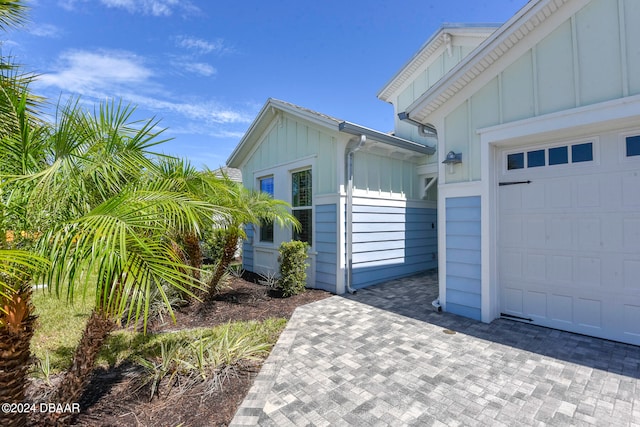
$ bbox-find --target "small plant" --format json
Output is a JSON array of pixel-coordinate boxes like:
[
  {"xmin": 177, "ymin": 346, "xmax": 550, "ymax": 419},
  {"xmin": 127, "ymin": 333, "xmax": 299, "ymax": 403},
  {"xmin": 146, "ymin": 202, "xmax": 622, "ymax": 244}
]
[
  {"xmin": 277, "ymin": 241, "xmax": 309, "ymax": 297},
  {"xmin": 35, "ymin": 351, "xmax": 53, "ymax": 387},
  {"xmin": 258, "ymin": 271, "xmax": 279, "ymax": 289},
  {"xmin": 136, "ymin": 341, "xmax": 180, "ymax": 400},
  {"xmin": 227, "ymin": 263, "xmax": 244, "ymax": 279}
]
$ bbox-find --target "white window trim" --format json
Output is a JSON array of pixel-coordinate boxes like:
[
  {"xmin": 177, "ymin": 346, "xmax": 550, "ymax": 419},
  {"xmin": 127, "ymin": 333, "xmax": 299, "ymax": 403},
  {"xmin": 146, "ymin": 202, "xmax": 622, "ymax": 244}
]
[
  {"xmin": 252, "ymin": 157, "xmax": 316, "ymax": 251},
  {"xmin": 289, "ymin": 166, "xmax": 314, "ymax": 249},
  {"xmin": 619, "ymin": 129, "xmax": 640, "ymax": 163},
  {"xmin": 257, "ymin": 175, "xmax": 275, "ymax": 245}
]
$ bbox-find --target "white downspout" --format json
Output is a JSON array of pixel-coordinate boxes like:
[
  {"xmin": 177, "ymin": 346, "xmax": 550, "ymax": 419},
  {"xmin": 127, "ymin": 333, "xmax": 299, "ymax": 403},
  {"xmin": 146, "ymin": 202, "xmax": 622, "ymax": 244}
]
[{"xmin": 345, "ymin": 134, "xmax": 366, "ymax": 294}]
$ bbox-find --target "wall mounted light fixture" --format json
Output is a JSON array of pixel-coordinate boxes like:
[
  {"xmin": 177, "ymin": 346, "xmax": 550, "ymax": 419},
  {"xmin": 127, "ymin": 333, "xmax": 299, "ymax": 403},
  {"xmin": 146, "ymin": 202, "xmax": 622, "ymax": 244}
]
[{"xmin": 442, "ymin": 151, "xmax": 462, "ymax": 173}]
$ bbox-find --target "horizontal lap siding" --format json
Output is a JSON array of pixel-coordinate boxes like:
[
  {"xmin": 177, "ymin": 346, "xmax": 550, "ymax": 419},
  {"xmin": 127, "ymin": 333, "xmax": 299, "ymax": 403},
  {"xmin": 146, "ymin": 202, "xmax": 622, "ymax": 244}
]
[
  {"xmin": 445, "ymin": 197, "xmax": 481, "ymax": 321},
  {"xmin": 242, "ymin": 225, "xmax": 254, "ymax": 272},
  {"xmin": 315, "ymin": 204, "xmax": 337, "ymax": 292},
  {"xmin": 351, "ymin": 204, "xmax": 437, "ymax": 288}
]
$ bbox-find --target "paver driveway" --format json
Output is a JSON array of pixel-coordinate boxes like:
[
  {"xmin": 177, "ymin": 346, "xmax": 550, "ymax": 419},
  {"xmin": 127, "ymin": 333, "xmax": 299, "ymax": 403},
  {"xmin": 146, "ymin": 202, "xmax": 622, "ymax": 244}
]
[{"xmin": 231, "ymin": 272, "xmax": 640, "ymax": 426}]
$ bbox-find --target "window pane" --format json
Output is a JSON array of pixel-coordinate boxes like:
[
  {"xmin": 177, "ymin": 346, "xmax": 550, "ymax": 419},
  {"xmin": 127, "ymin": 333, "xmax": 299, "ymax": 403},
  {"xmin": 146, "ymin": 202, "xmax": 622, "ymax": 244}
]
[
  {"xmin": 572, "ymin": 142, "xmax": 593, "ymax": 163},
  {"xmin": 292, "ymin": 170, "xmax": 312, "ymax": 207},
  {"xmin": 259, "ymin": 177, "xmax": 274, "ymax": 242},
  {"xmin": 260, "ymin": 177, "xmax": 274, "ymax": 195},
  {"xmin": 627, "ymin": 135, "xmax": 640, "ymax": 157},
  {"xmin": 260, "ymin": 221, "xmax": 273, "ymax": 242},
  {"xmin": 507, "ymin": 153, "xmax": 524, "ymax": 170},
  {"xmin": 293, "ymin": 209, "xmax": 312, "ymax": 245},
  {"xmin": 527, "ymin": 150, "xmax": 545, "ymax": 168},
  {"xmin": 549, "ymin": 146, "xmax": 568, "ymax": 165}
]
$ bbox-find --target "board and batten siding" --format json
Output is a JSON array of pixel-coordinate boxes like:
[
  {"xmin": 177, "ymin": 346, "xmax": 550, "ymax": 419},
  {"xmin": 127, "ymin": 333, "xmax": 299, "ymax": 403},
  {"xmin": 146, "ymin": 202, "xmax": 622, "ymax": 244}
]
[
  {"xmin": 443, "ymin": 0, "xmax": 640, "ymax": 184},
  {"xmin": 351, "ymin": 203, "xmax": 437, "ymax": 288},
  {"xmin": 353, "ymin": 151, "xmax": 424, "ymax": 200},
  {"xmin": 315, "ymin": 204, "xmax": 338, "ymax": 292},
  {"xmin": 242, "ymin": 225, "xmax": 254, "ymax": 272},
  {"xmin": 445, "ymin": 196, "xmax": 481, "ymax": 321},
  {"xmin": 241, "ymin": 115, "xmax": 337, "ymax": 195}
]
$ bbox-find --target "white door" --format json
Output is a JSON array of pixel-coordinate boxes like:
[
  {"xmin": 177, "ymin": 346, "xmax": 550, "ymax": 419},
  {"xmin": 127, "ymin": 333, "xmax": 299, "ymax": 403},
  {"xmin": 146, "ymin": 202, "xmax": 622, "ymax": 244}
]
[{"xmin": 498, "ymin": 136, "xmax": 640, "ymax": 345}]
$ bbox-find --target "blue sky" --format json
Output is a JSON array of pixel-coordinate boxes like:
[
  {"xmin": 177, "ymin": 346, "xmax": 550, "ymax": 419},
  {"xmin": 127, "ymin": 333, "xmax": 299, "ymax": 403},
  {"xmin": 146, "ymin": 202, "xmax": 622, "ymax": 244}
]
[{"xmin": 9, "ymin": 0, "xmax": 527, "ymax": 169}]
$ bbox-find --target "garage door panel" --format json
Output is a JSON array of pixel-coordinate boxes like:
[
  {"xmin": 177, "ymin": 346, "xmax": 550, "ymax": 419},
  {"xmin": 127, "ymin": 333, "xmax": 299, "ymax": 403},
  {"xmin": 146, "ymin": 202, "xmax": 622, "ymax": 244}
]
[
  {"xmin": 498, "ymin": 140, "xmax": 640, "ymax": 345},
  {"xmin": 501, "ymin": 251, "xmax": 522, "ymax": 279},
  {"xmin": 548, "ymin": 294, "xmax": 573, "ymax": 324},
  {"xmin": 622, "ymin": 304, "xmax": 640, "ymax": 338},
  {"xmin": 622, "ymin": 173, "xmax": 640, "ymax": 207},
  {"xmin": 575, "ymin": 298, "xmax": 602, "ymax": 329},
  {"xmin": 623, "ymin": 259, "xmax": 640, "ymax": 288},
  {"xmin": 523, "ymin": 291, "xmax": 547, "ymax": 320},
  {"xmin": 577, "ymin": 256, "xmax": 602, "ymax": 287},
  {"xmin": 502, "ymin": 286, "xmax": 524, "ymax": 315}
]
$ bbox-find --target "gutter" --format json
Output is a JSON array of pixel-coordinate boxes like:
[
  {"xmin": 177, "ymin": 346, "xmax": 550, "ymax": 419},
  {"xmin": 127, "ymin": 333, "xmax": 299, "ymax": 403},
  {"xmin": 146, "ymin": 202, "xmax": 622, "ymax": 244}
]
[
  {"xmin": 338, "ymin": 121, "xmax": 435, "ymax": 155},
  {"xmin": 344, "ymin": 134, "xmax": 366, "ymax": 294},
  {"xmin": 397, "ymin": 112, "xmax": 438, "ymax": 138}
]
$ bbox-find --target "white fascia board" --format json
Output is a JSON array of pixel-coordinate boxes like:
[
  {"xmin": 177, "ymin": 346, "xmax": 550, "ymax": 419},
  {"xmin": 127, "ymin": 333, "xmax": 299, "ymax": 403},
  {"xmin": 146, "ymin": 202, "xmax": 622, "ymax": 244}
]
[
  {"xmin": 377, "ymin": 25, "xmax": 500, "ymax": 103},
  {"xmin": 404, "ymin": 0, "xmax": 590, "ymax": 124}
]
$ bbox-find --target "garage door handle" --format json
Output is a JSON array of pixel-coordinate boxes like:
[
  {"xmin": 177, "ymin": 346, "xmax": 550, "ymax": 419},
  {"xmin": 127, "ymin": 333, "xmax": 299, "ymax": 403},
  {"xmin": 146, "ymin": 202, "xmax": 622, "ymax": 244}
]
[{"xmin": 499, "ymin": 180, "xmax": 532, "ymax": 186}]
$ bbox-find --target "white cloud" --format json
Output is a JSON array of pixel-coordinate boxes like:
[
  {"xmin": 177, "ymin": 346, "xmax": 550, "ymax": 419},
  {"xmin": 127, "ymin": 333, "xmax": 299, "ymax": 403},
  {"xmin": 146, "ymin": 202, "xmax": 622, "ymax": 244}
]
[
  {"xmin": 176, "ymin": 36, "xmax": 229, "ymax": 54},
  {"xmin": 29, "ymin": 23, "xmax": 62, "ymax": 38},
  {"xmin": 99, "ymin": 0, "xmax": 199, "ymax": 17},
  {"xmin": 38, "ymin": 49, "xmax": 152, "ymax": 94},
  {"xmin": 183, "ymin": 62, "xmax": 217, "ymax": 77}
]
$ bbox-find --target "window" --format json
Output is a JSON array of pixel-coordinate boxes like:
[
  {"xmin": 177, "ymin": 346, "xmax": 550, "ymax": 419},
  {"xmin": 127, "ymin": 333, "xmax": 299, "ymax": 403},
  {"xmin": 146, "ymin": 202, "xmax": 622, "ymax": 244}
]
[
  {"xmin": 626, "ymin": 135, "xmax": 640, "ymax": 157},
  {"xmin": 571, "ymin": 142, "xmax": 593, "ymax": 163},
  {"xmin": 549, "ymin": 146, "xmax": 568, "ymax": 165},
  {"xmin": 507, "ymin": 153, "xmax": 524, "ymax": 170},
  {"xmin": 506, "ymin": 141, "xmax": 594, "ymax": 172},
  {"xmin": 291, "ymin": 169, "xmax": 312, "ymax": 245},
  {"xmin": 527, "ymin": 150, "xmax": 545, "ymax": 168},
  {"xmin": 259, "ymin": 176, "xmax": 274, "ymax": 242}
]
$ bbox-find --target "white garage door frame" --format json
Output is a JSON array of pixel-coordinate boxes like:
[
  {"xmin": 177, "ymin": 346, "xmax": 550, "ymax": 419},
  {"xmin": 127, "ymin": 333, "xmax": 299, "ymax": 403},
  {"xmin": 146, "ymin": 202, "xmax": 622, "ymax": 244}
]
[{"xmin": 478, "ymin": 94, "xmax": 640, "ymax": 345}]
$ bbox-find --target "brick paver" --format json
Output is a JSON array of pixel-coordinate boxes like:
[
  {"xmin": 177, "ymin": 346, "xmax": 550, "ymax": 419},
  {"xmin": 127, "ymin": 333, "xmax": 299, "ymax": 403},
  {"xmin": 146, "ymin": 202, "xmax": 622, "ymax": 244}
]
[{"xmin": 231, "ymin": 272, "xmax": 640, "ymax": 426}]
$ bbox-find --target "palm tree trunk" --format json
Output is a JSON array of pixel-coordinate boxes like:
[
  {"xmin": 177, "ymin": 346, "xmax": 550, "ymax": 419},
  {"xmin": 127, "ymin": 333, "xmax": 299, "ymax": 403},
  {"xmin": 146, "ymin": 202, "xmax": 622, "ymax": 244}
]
[
  {"xmin": 183, "ymin": 231, "xmax": 202, "ymax": 280},
  {"xmin": 204, "ymin": 230, "xmax": 238, "ymax": 303},
  {"xmin": 0, "ymin": 290, "xmax": 36, "ymax": 427},
  {"xmin": 45, "ymin": 309, "xmax": 116, "ymax": 426}
]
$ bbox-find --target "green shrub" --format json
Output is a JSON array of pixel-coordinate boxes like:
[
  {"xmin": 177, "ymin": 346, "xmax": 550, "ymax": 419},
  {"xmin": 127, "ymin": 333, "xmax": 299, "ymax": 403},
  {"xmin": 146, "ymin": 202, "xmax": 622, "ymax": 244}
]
[{"xmin": 277, "ymin": 241, "xmax": 309, "ymax": 297}]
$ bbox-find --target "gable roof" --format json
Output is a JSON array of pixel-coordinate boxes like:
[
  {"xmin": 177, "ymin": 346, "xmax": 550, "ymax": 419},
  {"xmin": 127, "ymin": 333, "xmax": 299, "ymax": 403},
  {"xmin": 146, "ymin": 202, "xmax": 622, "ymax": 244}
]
[
  {"xmin": 403, "ymin": 0, "xmax": 576, "ymax": 123},
  {"xmin": 226, "ymin": 98, "xmax": 434, "ymax": 167},
  {"xmin": 377, "ymin": 24, "xmax": 500, "ymax": 103}
]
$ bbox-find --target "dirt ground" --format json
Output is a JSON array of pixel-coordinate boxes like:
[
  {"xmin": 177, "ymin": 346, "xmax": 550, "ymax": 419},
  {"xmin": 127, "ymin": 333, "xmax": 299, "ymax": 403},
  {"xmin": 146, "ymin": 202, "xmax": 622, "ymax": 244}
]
[{"xmin": 28, "ymin": 276, "xmax": 331, "ymax": 427}]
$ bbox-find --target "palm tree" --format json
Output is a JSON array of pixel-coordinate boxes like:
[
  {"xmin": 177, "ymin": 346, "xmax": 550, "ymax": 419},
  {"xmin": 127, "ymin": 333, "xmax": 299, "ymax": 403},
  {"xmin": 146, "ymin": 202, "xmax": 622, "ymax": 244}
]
[
  {"xmin": 202, "ymin": 180, "xmax": 299, "ymax": 303},
  {"xmin": 153, "ymin": 157, "xmax": 233, "ymax": 281},
  {"xmin": 0, "ymin": 3, "xmax": 54, "ymax": 426},
  {"xmin": 19, "ymin": 100, "xmax": 221, "ymax": 426}
]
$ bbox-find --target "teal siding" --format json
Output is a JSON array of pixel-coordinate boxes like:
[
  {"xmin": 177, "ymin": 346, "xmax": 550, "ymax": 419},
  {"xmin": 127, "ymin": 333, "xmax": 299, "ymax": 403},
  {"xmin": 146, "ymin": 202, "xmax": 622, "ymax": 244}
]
[
  {"xmin": 315, "ymin": 204, "xmax": 337, "ymax": 292},
  {"xmin": 445, "ymin": 197, "xmax": 481, "ymax": 321},
  {"xmin": 351, "ymin": 205, "xmax": 437, "ymax": 288}
]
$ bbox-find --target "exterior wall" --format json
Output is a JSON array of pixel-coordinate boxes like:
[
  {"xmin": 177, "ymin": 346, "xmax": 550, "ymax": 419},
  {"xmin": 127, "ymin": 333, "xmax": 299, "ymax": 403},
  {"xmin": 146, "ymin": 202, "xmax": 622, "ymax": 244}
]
[
  {"xmin": 351, "ymin": 197, "xmax": 437, "ymax": 289},
  {"xmin": 241, "ymin": 115, "xmax": 337, "ymax": 196},
  {"xmin": 442, "ymin": 0, "xmax": 640, "ymax": 184},
  {"xmin": 444, "ymin": 196, "xmax": 481, "ymax": 321},
  {"xmin": 242, "ymin": 225, "xmax": 254, "ymax": 272},
  {"xmin": 315, "ymin": 203, "xmax": 338, "ymax": 292},
  {"xmin": 352, "ymin": 150, "xmax": 424, "ymax": 200}
]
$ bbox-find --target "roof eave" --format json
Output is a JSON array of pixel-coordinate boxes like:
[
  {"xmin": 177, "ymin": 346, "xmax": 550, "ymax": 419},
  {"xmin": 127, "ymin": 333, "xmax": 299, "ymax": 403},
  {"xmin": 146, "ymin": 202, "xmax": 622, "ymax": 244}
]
[
  {"xmin": 404, "ymin": 0, "xmax": 572, "ymax": 123},
  {"xmin": 377, "ymin": 24, "xmax": 501, "ymax": 102},
  {"xmin": 338, "ymin": 121, "xmax": 436, "ymax": 155}
]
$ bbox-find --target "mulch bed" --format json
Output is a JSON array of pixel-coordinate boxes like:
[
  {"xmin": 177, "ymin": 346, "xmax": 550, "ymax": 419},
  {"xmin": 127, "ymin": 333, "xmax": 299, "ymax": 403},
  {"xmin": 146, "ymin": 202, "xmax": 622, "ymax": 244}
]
[{"xmin": 27, "ymin": 277, "xmax": 331, "ymax": 427}]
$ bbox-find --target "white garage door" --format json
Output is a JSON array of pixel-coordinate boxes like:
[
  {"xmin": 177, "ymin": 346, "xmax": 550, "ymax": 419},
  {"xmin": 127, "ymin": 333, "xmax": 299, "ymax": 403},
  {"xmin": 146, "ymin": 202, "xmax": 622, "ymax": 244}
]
[{"xmin": 498, "ymin": 135, "xmax": 640, "ymax": 345}]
